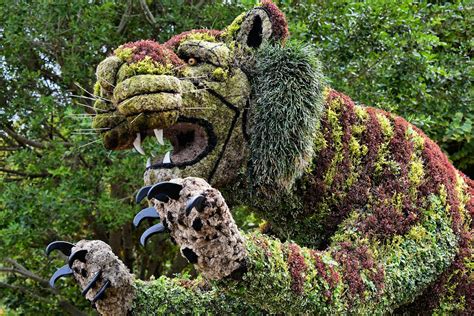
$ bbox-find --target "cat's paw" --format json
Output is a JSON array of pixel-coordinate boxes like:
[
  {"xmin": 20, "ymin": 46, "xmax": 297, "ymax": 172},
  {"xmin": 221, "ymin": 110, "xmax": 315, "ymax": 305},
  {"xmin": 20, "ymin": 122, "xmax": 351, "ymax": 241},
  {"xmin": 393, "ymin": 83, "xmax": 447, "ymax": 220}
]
[
  {"xmin": 46, "ymin": 240, "xmax": 134, "ymax": 315},
  {"xmin": 134, "ymin": 177, "xmax": 247, "ymax": 280}
]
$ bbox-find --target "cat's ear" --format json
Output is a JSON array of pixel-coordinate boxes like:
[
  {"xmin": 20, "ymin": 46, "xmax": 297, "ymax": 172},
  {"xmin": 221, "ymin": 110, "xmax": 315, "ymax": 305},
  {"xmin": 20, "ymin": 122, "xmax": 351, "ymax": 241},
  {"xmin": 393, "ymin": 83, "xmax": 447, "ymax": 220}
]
[{"xmin": 233, "ymin": 1, "xmax": 289, "ymax": 49}]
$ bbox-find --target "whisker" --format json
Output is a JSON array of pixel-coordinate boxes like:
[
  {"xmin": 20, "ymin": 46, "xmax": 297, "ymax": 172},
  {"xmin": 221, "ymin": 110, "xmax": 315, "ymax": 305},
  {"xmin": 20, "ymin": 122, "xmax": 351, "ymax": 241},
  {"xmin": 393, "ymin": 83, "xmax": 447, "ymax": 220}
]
[
  {"xmin": 129, "ymin": 112, "xmax": 143, "ymax": 125},
  {"xmin": 74, "ymin": 82, "xmax": 113, "ymax": 102},
  {"xmin": 78, "ymin": 139, "xmax": 101, "ymax": 148},
  {"xmin": 75, "ymin": 127, "xmax": 111, "ymax": 131},
  {"xmin": 67, "ymin": 116, "xmax": 94, "ymax": 120},
  {"xmin": 66, "ymin": 113, "xmax": 97, "ymax": 116},
  {"xmin": 71, "ymin": 94, "xmax": 111, "ymax": 103},
  {"xmin": 74, "ymin": 102, "xmax": 107, "ymax": 112}
]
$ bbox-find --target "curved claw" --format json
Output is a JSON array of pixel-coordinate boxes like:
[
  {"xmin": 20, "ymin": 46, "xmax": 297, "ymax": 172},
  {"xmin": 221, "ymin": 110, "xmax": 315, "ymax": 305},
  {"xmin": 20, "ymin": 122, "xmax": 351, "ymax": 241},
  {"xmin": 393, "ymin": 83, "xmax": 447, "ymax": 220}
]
[
  {"xmin": 49, "ymin": 264, "xmax": 73, "ymax": 288},
  {"xmin": 45, "ymin": 241, "xmax": 75, "ymax": 256},
  {"xmin": 92, "ymin": 280, "xmax": 111, "ymax": 303},
  {"xmin": 147, "ymin": 182, "xmax": 182, "ymax": 200},
  {"xmin": 82, "ymin": 270, "xmax": 102, "ymax": 296},
  {"xmin": 140, "ymin": 223, "xmax": 166, "ymax": 246},
  {"xmin": 136, "ymin": 185, "xmax": 152, "ymax": 203},
  {"xmin": 68, "ymin": 249, "xmax": 88, "ymax": 267},
  {"xmin": 185, "ymin": 195, "xmax": 206, "ymax": 215},
  {"xmin": 133, "ymin": 207, "xmax": 160, "ymax": 228}
]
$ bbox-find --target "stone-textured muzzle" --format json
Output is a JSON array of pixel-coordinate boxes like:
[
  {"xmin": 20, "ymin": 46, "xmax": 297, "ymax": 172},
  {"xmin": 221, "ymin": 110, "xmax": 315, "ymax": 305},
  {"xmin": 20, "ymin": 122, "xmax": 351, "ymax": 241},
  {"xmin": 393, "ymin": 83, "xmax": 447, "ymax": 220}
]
[{"xmin": 92, "ymin": 40, "xmax": 186, "ymax": 150}]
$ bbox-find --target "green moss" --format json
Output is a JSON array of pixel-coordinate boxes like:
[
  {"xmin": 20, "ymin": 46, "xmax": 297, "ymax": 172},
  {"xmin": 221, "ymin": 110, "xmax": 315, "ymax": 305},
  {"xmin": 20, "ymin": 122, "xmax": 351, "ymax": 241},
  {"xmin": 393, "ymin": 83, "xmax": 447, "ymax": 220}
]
[
  {"xmin": 376, "ymin": 113, "xmax": 393, "ymax": 138},
  {"xmin": 406, "ymin": 126, "xmax": 425, "ymax": 153},
  {"xmin": 114, "ymin": 47, "xmax": 134, "ymax": 62},
  {"xmin": 96, "ymin": 56, "xmax": 122, "ymax": 91},
  {"xmin": 93, "ymin": 81, "xmax": 101, "ymax": 96},
  {"xmin": 322, "ymin": 101, "xmax": 344, "ymax": 187},
  {"xmin": 408, "ymin": 156, "xmax": 424, "ymax": 188},
  {"xmin": 132, "ymin": 276, "xmax": 261, "ymax": 315},
  {"xmin": 113, "ymin": 74, "xmax": 181, "ymax": 103},
  {"xmin": 346, "ymin": 135, "xmax": 368, "ymax": 187},
  {"xmin": 212, "ymin": 67, "xmax": 228, "ymax": 81},
  {"xmin": 93, "ymin": 99, "xmax": 115, "ymax": 112},
  {"xmin": 117, "ymin": 93, "xmax": 181, "ymax": 116},
  {"xmin": 178, "ymin": 40, "xmax": 231, "ymax": 68},
  {"xmin": 128, "ymin": 57, "xmax": 175, "ymax": 75},
  {"xmin": 183, "ymin": 32, "xmax": 218, "ymax": 43},
  {"xmin": 222, "ymin": 12, "xmax": 246, "ymax": 41}
]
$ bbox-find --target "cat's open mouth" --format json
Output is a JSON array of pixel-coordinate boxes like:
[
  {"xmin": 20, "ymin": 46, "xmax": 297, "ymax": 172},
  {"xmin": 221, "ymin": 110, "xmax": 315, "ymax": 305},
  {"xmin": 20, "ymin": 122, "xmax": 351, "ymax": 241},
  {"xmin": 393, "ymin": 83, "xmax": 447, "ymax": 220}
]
[{"xmin": 134, "ymin": 118, "xmax": 217, "ymax": 170}]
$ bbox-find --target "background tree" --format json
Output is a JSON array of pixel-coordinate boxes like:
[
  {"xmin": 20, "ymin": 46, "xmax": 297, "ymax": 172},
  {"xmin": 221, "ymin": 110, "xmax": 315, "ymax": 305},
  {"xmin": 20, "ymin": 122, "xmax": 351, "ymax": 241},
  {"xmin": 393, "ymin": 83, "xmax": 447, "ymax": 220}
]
[{"xmin": 0, "ymin": 0, "xmax": 471, "ymax": 314}]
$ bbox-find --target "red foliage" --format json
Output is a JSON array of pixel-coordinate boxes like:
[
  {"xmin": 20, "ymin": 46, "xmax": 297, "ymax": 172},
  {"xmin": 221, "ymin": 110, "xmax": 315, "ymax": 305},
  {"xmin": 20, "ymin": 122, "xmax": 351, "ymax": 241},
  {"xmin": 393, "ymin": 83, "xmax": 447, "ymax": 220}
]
[
  {"xmin": 117, "ymin": 40, "xmax": 184, "ymax": 67},
  {"xmin": 164, "ymin": 29, "xmax": 223, "ymax": 50},
  {"xmin": 260, "ymin": 0, "xmax": 289, "ymax": 42},
  {"xmin": 358, "ymin": 115, "xmax": 422, "ymax": 238},
  {"xmin": 332, "ymin": 242, "xmax": 384, "ymax": 301},
  {"xmin": 310, "ymin": 250, "xmax": 340, "ymax": 298},
  {"xmin": 287, "ymin": 243, "xmax": 307, "ymax": 295}
]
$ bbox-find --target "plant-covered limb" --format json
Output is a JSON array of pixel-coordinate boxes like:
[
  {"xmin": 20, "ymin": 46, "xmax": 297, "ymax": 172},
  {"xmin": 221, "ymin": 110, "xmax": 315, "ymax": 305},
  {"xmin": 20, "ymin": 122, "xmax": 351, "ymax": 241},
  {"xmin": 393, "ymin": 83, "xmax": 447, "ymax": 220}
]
[
  {"xmin": 131, "ymin": 277, "xmax": 262, "ymax": 315},
  {"xmin": 220, "ymin": 190, "xmax": 458, "ymax": 314}
]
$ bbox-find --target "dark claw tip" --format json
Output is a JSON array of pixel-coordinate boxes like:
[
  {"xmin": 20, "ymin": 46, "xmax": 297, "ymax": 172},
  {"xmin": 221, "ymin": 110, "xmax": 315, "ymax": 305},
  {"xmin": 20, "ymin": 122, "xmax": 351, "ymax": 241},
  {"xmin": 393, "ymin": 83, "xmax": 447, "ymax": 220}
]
[
  {"xmin": 147, "ymin": 182, "xmax": 183, "ymax": 200},
  {"xmin": 68, "ymin": 249, "xmax": 88, "ymax": 267},
  {"xmin": 49, "ymin": 264, "xmax": 73, "ymax": 288},
  {"xmin": 133, "ymin": 207, "xmax": 160, "ymax": 228},
  {"xmin": 92, "ymin": 280, "xmax": 111, "ymax": 303},
  {"xmin": 136, "ymin": 185, "xmax": 152, "ymax": 204},
  {"xmin": 140, "ymin": 223, "xmax": 166, "ymax": 246},
  {"xmin": 185, "ymin": 195, "xmax": 205, "ymax": 215},
  {"xmin": 46, "ymin": 241, "xmax": 75, "ymax": 256},
  {"xmin": 82, "ymin": 270, "xmax": 102, "ymax": 296}
]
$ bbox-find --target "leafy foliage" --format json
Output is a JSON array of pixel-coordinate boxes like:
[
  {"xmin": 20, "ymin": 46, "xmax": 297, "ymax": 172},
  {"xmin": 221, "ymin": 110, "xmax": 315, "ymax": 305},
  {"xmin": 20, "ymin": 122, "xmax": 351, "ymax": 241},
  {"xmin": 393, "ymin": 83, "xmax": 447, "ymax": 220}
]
[{"xmin": 281, "ymin": 0, "xmax": 473, "ymax": 174}]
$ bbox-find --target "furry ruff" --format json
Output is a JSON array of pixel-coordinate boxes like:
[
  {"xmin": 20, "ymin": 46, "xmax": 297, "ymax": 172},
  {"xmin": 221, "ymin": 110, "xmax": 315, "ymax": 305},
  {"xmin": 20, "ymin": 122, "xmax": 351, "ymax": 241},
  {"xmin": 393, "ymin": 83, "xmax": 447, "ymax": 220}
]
[{"xmin": 249, "ymin": 42, "xmax": 325, "ymax": 197}]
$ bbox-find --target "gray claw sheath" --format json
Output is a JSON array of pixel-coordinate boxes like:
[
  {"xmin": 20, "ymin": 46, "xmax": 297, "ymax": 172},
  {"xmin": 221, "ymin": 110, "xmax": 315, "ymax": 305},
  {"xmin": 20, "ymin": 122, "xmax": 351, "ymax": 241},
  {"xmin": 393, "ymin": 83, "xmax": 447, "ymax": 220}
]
[
  {"xmin": 92, "ymin": 280, "xmax": 111, "ymax": 303},
  {"xmin": 49, "ymin": 264, "xmax": 73, "ymax": 288},
  {"xmin": 68, "ymin": 249, "xmax": 88, "ymax": 267},
  {"xmin": 45, "ymin": 241, "xmax": 75, "ymax": 256},
  {"xmin": 185, "ymin": 195, "xmax": 205, "ymax": 215},
  {"xmin": 133, "ymin": 207, "xmax": 160, "ymax": 228},
  {"xmin": 140, "ymin": 223, "xmax": 166, "ymax": 246},
  {"xmin": 147, "ymin": 182, "xmax": 183, "ymax": 200},
  {"xmin": 136, "ymin": 185, "xmax": 152, "ymax": 203},
  {"xmin": 82, "ymin": 270, "xmax": 102, "ymax": 296}
]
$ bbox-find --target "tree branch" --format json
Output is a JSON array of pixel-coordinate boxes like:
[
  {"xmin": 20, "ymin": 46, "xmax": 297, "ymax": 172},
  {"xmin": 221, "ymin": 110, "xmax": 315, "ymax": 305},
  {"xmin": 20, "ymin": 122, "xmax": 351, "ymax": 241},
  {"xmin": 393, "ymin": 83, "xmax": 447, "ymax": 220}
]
[
  {"xmin": 0, "ymin": 167, "xmax": 50, "ymax": 178},
  {"xmin": 2, "ymin": 125, "xmax": 46, "ymax": 149},
  {"xmin": 0, "ymin": 280, "xmax": 87, "ymax": 316},
  {"xmin": 3, "ymin": 258, "xmax": 51, "ymax": 287},
  {"xmin": 117, "ymin": 0, "xmax": 133, "ymax": 34},
  {"xmin": 139, "ymin": 0, "xmax": 156, "ymax": 25},
  {"xmin": 0, "ymin": 146, "xmax": 22, "ymax": 151}
]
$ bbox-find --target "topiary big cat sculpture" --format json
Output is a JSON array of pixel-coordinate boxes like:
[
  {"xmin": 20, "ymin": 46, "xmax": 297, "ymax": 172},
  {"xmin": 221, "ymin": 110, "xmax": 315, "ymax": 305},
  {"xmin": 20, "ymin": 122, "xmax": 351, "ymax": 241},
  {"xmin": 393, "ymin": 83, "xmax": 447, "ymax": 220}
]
[{"xmin": 46, "ymin": 1, "xmax": 473, "ymax": 315}]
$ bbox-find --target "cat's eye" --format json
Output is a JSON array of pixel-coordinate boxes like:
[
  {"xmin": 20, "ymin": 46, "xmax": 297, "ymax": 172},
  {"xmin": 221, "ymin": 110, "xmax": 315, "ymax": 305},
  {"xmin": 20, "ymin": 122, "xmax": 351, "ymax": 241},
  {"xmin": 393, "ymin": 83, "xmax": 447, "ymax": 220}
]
[{"xmin": 187, "ymin": 57, "xmax": 197, "ymax": 66}]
